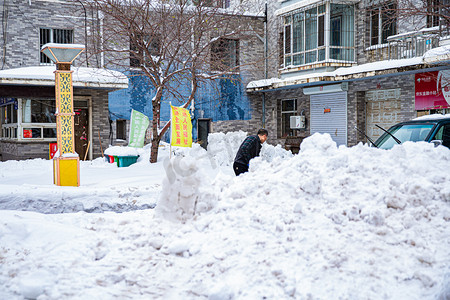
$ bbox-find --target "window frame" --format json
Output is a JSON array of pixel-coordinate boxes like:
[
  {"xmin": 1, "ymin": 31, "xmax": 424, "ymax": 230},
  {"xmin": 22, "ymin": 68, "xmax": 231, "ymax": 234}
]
[
  {"xmin": 280, "ymin": 98, "xmax": 298, "ymax": 137},
  {"xmin": 369, "ymin": 3, "xmax": 396, "ymax": 46},
  {"xmin": 426, "ymin": 0, "xmax": 440, "ymax": 27},
  {"xmin": 0, "ymin": 98, "xmax": 57, "ymax": 141},
  {"xmin": 281, "ymin": 3, "xmax": 355, "ymax": 69},
  {"xmin": 210, "ymin": 38, "xmax": 240, "ymax": 72}
]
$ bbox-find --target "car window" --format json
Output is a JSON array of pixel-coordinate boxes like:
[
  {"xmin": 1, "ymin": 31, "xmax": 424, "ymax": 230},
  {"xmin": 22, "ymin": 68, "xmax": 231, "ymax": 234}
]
[
  {"xmin": 434, "ymin": 124, "xmax": 450, "ymax": 148},
  {"xmin": 433, "ymin": 126, "xmax": 443, "ymax": 140},
  {"xmin": 376, "ymin": 124, "xmax": 434, "ymax": 149}
]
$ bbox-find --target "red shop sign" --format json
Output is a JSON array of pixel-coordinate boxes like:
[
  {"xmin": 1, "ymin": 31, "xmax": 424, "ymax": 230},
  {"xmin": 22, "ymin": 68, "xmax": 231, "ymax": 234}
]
[{"xmin": 415, "ymin": 70, "xmax": 450, "ymax": 110}]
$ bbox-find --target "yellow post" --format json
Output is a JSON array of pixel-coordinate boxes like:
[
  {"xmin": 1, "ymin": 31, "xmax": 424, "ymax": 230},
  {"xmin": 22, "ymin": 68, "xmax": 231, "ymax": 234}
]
[
  {"xmin": 41, "ymin": 43, "xmax": 85, "ymax": 187},
  {"xmin": 53, "ymin": 66, "xmax": 80, "ymax": 186}
]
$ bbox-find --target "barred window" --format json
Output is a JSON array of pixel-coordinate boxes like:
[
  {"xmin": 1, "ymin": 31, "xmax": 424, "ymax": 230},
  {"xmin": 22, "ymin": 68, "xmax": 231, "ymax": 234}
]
[
  {"xmin": 211, "ymin": 38, "xmax": 239, "ymax": 71},
  {"xmin": 369, "ymin": 3, "xmax": 396, "ymax": 46},
  {"xmin": 40, "ymin": 28, "xmax": 73, "ymax": 64},
  {"xmin": 282, "ymin": 3, "xmax": 355, "ymax": 68}
]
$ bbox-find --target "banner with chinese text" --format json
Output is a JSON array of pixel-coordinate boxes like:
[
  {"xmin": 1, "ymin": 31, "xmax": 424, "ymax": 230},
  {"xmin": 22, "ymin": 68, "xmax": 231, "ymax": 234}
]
[
  {"xmin": 170, "ymin": 105, "xmax": 192, "ymax": 147},
  {"xmin": 128, "ymin": 109, "xmax": 149, "ymax": 148},
  {"xmin": 415, "ymin": 70, "xmax": 450, "ymax": 110}
]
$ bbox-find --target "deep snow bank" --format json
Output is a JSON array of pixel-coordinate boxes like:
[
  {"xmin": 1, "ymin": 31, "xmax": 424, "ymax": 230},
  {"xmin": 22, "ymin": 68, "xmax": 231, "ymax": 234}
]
[
  {"xmin": 157, "ymin": 133, "xmax": 450, "ymax": 299},
  {"xmin": 0, "ymin": 133, "xmax": 449, "ymax": 299}
]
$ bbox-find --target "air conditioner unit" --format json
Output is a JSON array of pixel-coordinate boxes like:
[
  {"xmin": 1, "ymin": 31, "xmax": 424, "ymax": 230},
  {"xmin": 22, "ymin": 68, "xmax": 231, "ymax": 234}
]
[{"xmin": 290, "ymin": 115, "xmax": 305, "ymax": 129}]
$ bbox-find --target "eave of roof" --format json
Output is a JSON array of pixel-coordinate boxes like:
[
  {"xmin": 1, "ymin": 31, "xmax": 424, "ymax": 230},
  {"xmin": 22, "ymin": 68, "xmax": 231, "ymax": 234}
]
[{"xmin": 0, "ymin": 66, "xmax": 128, "ymax": 90}]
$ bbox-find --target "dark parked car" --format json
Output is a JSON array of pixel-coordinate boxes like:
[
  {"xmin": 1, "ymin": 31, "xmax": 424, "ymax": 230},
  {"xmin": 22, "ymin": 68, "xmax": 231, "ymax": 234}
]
[{"xmin": 374, "ymin": 114, "xmax": 450, "ymax": 149}]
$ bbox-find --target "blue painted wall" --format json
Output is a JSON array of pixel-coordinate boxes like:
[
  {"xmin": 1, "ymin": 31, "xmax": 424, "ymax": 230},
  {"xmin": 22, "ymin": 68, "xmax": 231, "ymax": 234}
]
[{"xmin": 109, "ymin": 73, "xmax": 251, "ymax": 141}]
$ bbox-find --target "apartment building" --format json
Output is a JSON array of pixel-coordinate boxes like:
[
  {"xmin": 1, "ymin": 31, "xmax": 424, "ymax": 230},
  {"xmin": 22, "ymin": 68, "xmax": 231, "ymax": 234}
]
[{"xmin": 247, "ymin": 0, "xmax": 450, "ymax": 152}]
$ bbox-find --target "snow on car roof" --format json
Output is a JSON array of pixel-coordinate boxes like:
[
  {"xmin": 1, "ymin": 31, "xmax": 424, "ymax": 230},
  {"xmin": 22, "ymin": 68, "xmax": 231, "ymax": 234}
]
[{"xmin": 412, "ymin": 113, "xmax": 450, "ymax": 121}]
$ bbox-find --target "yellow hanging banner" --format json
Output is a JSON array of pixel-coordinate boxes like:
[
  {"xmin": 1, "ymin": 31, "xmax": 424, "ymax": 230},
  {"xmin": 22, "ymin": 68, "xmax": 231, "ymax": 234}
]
[{"xmin": 170, "ymin": 105, "xmax": 193, "ymax": 147}]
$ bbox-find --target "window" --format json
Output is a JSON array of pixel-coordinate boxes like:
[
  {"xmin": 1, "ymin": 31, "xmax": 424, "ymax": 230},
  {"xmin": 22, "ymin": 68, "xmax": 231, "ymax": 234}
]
[
  {"xmin": 40, "ymin": 28, "xmax": 73, "ymax": 64},
  {"xmin": 22, "ymin": 99, "xmax": 56, "ymax": 123},
  {"xmin": 369, "ymin": 3, "xmax": 396, "ymax": 46},
  {"xmin": 433, "ymin": 124, "xmax": 450, "ymax": 148},
  {"xmin": 426, "ymin": 0, "xmax": 440, "ymax": 27},
  {"xmin": 116, "ymin": 119, "xmax": 127, "ymax": 140},
  {"xmin": 281, "ymin": 99, "xmax": 297, "ymax": 137},
  {"xmin": 1, "ymin": 98, "xmax": 18, "ymax": 139},
  {"xmin": 1, "ymin": 98, "xmax": 56, "ymax": 140},
  {"xmin": 211, "ymin": 38, "xmax": 239, "ymax": 71},
  {"xmin": 282, "ymin": 3, "xmax": 354, "ymax": 68},
  {"xmin": 130, "ymin": 34, "xmax": 161, "ymax": 68}
]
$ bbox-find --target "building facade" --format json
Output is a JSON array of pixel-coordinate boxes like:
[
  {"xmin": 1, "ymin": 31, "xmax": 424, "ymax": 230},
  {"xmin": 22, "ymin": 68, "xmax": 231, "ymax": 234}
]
[
  {"xmin": 0, "ymin": 0, "xmax": 128, "ymax": 161},
  {"xmin": 246, "ymin": 0, "xmax": 450, "ymax": 152},
  {"xmin": 105, "ymin": 1, "xmax": 266, "ymax": 149}
]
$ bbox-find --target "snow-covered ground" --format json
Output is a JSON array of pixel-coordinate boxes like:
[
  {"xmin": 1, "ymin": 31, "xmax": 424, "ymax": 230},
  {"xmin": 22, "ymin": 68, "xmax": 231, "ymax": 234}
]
[{"xmin": 0, "ymin": 132, "xmax": 449, "ymax": 300}]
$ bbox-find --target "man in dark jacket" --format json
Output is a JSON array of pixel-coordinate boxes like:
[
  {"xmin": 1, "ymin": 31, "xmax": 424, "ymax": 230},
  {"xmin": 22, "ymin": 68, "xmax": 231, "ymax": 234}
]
[{"xmin": 233, "ymin": 129, "xmax": 268, "ymax": 176}]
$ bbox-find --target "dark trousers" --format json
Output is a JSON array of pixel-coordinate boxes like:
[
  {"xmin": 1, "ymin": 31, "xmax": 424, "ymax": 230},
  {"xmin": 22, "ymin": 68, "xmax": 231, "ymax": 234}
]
[{"xmin": 233, "ymin": 162, "xmax": 248, "ymax": 176}]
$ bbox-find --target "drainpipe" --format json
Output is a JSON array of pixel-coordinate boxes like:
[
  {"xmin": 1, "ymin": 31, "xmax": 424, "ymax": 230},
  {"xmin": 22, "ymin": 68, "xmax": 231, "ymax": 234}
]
[
  {"xmin": 99, "ymin": 12, "xmax": 104, "ymax": 67},
  {"xmin": 76, "ymin": 0, "xmax": 88, "ymax": 66},
  {"xmin": 262, "ymin": 2, "xmax": 268, "ymax": 128}
]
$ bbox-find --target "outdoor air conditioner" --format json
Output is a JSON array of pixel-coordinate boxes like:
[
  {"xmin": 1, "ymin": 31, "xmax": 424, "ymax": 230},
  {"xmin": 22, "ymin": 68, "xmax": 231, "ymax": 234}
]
[{"xmin": 290, "ymin": 115, "xmax": 306, "ymax": 129}]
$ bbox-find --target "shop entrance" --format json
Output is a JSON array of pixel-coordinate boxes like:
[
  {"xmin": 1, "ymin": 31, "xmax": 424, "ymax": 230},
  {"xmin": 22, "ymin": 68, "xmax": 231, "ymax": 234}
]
[
  {"xmin": 74, "ymin": 100, "xmax": 90, "ymax": 160},
  {"xmin": 310, "ymin": 92, "xmax": 348, "ymax": 146}
]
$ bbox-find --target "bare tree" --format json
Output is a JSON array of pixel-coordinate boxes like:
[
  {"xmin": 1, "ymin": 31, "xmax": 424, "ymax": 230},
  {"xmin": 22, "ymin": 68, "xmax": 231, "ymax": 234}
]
[{"xmin": 81, "ymin": 0, "xmax": 264, "ymax": 162}]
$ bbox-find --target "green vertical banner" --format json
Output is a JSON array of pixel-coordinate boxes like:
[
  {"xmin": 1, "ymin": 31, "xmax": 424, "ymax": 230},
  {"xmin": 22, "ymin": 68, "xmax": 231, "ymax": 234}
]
[{"xmin": 128, "ymin": 109, "xmax": 149, "ymax": 148}]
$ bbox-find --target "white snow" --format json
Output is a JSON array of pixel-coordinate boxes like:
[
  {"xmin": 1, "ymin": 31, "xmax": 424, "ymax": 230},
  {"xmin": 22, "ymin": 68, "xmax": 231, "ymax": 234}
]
[
  {"xmin": 246, "ymin": 57, "xmax": 423, "ymax": 89},
  {"xmin": 0, "ymin": 132, "xmax": 449, "ymax": 300},
  {"xmin": 413, "ymin": 113, "xmax": 450, "ymax": 121},
  {"xmin": 40, "ymin": 43, "xmax": 85, "ymax": 51},
  {"xmin": 104, "ymin": 146, "xmax": 140, "ymax": 157},
  {"xmin": 0, "ymin": 66, "xmax": 128, "ymax": 86}
]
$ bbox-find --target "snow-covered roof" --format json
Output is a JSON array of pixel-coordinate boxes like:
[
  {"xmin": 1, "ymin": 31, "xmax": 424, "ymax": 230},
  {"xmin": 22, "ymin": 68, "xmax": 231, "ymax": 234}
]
[
  {"xmin": 423, "ymin": 45, "xmax": 450, "ymax": 64},
  {"xmin": 247, "ymin": 45, "xmax": 450, "ymax": 91},
  {"xmin": 0, "ymin": 66, "xmax": 128, "ymax": 90}
]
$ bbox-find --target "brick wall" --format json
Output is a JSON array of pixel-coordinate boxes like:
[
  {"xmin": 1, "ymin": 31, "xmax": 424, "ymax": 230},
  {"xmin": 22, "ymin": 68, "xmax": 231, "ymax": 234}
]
[
  {"xmin": 245, "ymin": 73, "xmax": 416, "ymax": 149},
  {"xmin": 2, "ymin": 0, "xmax": 89, "ymax": 69}
]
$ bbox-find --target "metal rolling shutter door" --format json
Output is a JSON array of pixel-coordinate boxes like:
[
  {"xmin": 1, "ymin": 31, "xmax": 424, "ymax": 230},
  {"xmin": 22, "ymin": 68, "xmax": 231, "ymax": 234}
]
[{"xmin": 310, "ymin": 92, "xmax": 348, "ymax": 146}]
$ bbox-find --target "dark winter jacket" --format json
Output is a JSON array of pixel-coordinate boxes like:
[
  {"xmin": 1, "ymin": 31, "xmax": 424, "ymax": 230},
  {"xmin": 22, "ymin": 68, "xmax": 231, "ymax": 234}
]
[{"xmin": 234, "ymin": 135, "xmax": 262, "ymax": 166}]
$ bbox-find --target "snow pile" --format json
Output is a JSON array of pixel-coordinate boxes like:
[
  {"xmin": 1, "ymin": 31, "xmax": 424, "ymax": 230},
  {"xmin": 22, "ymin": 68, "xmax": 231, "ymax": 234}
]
[
  {"xmin": 207, "ymin": 131, "xmax": 248, "ymax": 166},
  {"xmin": 156, "ymin": 155, "xmax": 218, "ymax": 222},
  {"xmin": 206, "ymin": 131, "xmax": 292, "ymax": 167},
  {"xmin": 260, "ymin": 142, "xmax": 294, "ymax": 162},
  {"xmin": 154, "ymin": 133, "xmax": 450, "ymax": 298},
  {"xmin": 104, "ymin": 146, "xmax": 140, "ymax": 156},
  {"xmin": 0, "ymin": 133, "xmax": 449, "ymax": 299}
]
